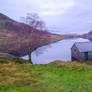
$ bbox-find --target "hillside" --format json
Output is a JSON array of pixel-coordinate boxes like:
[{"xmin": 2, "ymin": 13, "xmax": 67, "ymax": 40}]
[
  {"xmin": 49, "ymin": 33, "xmax": 67, "ymax": 42},
  {"xmin": 77, "ymin": 31, "xmax": 92, "ymax": 41},
  {"xmin": 0, "ymin": 13, "xmax": 66, "ymax": 56},
  {"xmin": 83, "ymin": 31, "xmax": 92, "ymax": 41},
  {"xmin": 0, "ymin": 56, "xmax": 92, "ymax": 92},
  {"xmin": 62, "ymin": 31, "xmax": 92, "ymax": 41}
]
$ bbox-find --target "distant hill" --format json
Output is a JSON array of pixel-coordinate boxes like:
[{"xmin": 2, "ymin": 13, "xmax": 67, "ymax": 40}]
[
  {"xmin": 80, "ymin": 31, "xmax": 92, "ymax": 41},
  {"xmin": 66, "ymin": 30, "xmax": 92, "ymax": 41},
  {"xmin": 88, "ymin": 31, "xmax": 92, "ymax": 34},
  {"xmin": 87, "ymin": 31, "xmax": 92, "ymax": 41}
]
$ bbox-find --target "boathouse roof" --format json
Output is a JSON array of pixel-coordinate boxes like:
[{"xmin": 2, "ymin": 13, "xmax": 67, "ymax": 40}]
[{"xmin": 73, "ymin": 42, "xmax": 92, "ymax": 52}]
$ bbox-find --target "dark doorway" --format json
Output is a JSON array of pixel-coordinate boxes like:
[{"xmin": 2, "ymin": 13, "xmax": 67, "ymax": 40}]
[{"xmin": 84, "ymin": 52, "xmax": 88, "ymax": 60}]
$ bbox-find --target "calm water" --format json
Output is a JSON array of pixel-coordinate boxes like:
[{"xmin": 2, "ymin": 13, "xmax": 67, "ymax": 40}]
[{"xmin": 22, "ymin": 38, "xmax": 90, "ymax": 64}]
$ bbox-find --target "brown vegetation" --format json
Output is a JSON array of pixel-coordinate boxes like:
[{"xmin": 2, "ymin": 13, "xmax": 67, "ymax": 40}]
[{"xmin": 0, "ymin": 13, "xmax": 52, "ymax": 57}]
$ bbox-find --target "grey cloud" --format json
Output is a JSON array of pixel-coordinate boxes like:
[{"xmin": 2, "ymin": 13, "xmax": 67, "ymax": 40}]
[{"xmin": 0, "ymin": 0, "xmax": 92, "ymax": 34}]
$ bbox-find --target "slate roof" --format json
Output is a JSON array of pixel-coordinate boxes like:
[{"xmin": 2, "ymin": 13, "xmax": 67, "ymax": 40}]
[{"xmin": 74, "ymin": 42, "xmax": 92, "ymax": 52}]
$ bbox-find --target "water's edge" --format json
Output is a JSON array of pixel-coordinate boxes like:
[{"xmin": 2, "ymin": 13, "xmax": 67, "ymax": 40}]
[{"xmin": 22, "ymin": 38, "xmax": 90, "ymax": 64}]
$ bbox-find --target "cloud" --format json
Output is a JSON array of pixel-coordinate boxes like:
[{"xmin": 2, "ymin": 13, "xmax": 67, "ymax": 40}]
[
  {"xmin": 39, "ymin": 0, "xmax": 75, "ymax": 16},
  {"xmin": 0, "ymin": 0, "xmax": 92, "ymax": 34},
  {"xmin": 0, "ymin": 0, "xmax": 74, "ymax": 16}
]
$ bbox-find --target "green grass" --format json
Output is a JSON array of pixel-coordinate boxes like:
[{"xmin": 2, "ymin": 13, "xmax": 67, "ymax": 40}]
[{"xmin": 0, "ymin": 61, "xmax": 92, "ymax": 92}]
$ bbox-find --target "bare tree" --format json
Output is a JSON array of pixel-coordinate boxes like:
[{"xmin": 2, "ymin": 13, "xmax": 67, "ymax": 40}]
[
  {"xmin": 21, "ymin": 13, "xmax": 46, "ymax": 64},
  {"xmin": 21, "ymin": 13, "xmax": 46, "ymax": 31}
]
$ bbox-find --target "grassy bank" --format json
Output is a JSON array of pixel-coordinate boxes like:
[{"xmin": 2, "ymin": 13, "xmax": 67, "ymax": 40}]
[{"xmin": 0, "ymin": 59, "xmax": 92, "ymax": 92}]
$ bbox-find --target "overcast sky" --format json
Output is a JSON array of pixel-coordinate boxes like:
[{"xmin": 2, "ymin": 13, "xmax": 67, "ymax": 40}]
[{"xmin": 0, "ymin": 0, "xmax": 92, "ymax": 34}]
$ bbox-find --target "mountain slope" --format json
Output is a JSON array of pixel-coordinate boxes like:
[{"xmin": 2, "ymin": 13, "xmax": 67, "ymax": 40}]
[
  {"xmin": 0, "ymin": 13, "xmax": 14, "ymax": 22},
  {"xmin": 0, "ymin": 13, "xmax": 53, "ymax": 56}
]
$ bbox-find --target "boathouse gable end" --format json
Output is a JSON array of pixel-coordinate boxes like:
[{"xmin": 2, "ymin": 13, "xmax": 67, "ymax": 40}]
[{"xmin": 71, "ymin": 42, "xmax": 92, "ymax": 61}]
